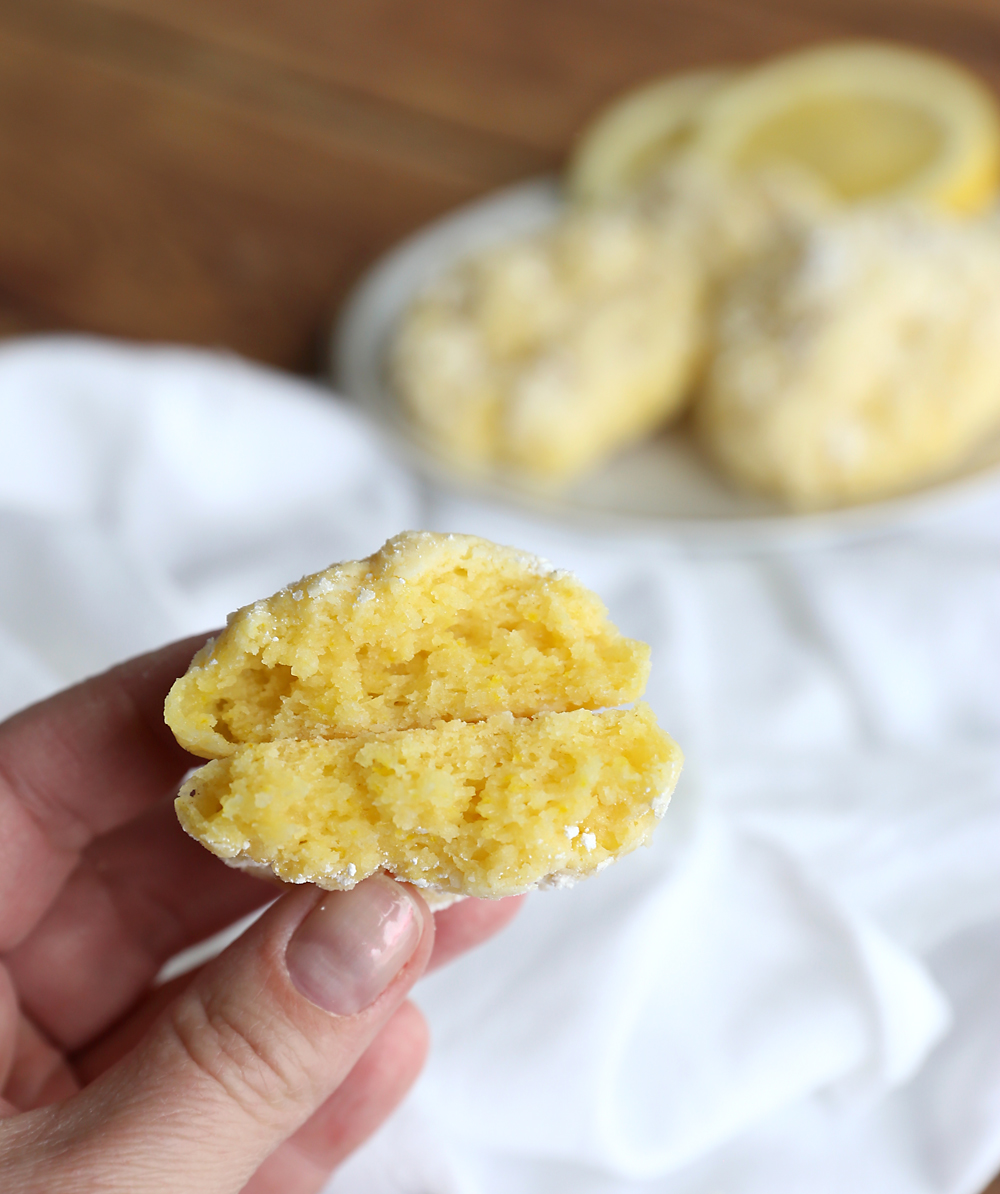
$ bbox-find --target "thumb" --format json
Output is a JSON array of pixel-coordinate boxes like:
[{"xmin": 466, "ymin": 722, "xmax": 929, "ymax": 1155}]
[{"xmin": 5, "ymin": 876, "xmax": 433, "ymax": 1193}]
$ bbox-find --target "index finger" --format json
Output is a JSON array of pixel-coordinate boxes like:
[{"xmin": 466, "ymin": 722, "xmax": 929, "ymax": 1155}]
[{"xmin": 0, "ymin": 634, "xmax": 209, "ymax": 950}]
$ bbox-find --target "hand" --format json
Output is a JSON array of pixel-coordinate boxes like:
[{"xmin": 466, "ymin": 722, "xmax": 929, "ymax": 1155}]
[{"xmin": 0, "ymin": 637, "xmax": 521, "ymax": 1193}]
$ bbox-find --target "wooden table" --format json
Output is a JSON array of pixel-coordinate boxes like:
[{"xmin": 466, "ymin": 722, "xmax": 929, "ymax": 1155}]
[
  {"xmin": 0, "ymin": 2, "xmax": 997, "ymax": 1186},
  {"xmin": 3, "ymin": 0, "xmax": 1000, "ymax": 373}
]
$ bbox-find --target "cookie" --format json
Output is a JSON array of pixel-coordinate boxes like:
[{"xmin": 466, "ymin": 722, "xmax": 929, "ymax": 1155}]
[
  {"xmin": 391, "ymin": 191, "xmax": 707, "ymax": 481},
  {"xmin": 701, "ymin": 204, "xmax": 1000, "ymax": 507},
  {"xmin": 166, "ymin": 531, "xmax": 650, "ymax": 755},
  {"xmin": 168, "ymin": 532, "xmax": 681, "ymax": 899},
  {"xmin": 176, "ymin": 706, "xmax": 680, "ymax": 899}
]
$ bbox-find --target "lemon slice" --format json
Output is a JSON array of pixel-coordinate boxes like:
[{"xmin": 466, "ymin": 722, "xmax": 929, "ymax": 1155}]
[
  {"xmin": 686, "ymin": 41, "xmax": 1000, "ymax": 213},
  {"xmin": 567, "ymin": 69, "xmax": 730, "ymax": 202}
]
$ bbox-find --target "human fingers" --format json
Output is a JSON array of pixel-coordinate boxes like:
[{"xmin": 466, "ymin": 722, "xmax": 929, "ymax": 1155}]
[
  {"xmin": 2, "ymin": 1010, "xmax": 78, "ymax": 1112},
  {"xmin": 243, "ymin": 1000, "xmax": 428, "ymax": 1194},
  {"xmin": 70, "ymin": 887, "xmax": 524, "ymax": 1081},
  {"xmin": 0, "ymin": 966, "xmax": 76, "ymax": 1118},
  {"xmin": 243, "ymin": 894, "xmax": 527, "ymax": 1193},
  {"xmin": 7, "ymin": 799, "xmax": 273, "ymax": 1050},
  {"xmin": 0, "ymin": 876, "xmax": 433, "ymax": 1193},
  {"xmin": 72, "ymin": 969, "xmax": 200, "ymax": 1086},
  {"xmin": 66, "ymin": 894, "xmax": 520, "ymax": 1189},
  {"xmin": 0, "ymin": 964, "xmax": 20, "ymax": 1106},
  {"xmin": 0, "ymin": 634, "xmax": 212, "ymax": 951},
  {"xmin": 76, "ymin": 989, "xmax": 428, "ymax": 1194},
  {"xmin": 428, "ymin": 895, "xmax": 525, "ymax": 971}
]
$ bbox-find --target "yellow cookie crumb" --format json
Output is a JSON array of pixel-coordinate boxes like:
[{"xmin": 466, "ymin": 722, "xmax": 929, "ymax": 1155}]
[
  {"xmin": 176, "ymin": 706, "xmax": 681, "ymax": 899},
  {"xmin": 167, "ymin": 532, "xmax": 681, "ymax": 899},
  {"xmin": 166, "ymin": 531, "xmax": 649, "ymax": 756}
]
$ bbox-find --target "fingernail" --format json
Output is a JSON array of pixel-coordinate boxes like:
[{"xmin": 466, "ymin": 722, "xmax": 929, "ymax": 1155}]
[{"xmin": 285, "ymin": 876, "xmax": 423, "ymax": 1015}]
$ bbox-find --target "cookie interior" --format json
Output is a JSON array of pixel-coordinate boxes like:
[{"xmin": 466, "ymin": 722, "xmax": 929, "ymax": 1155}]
[
  {"xmin": 175, "ymin": 705, "xmax": 681, "ymax": 898},
  {"xmin": 165, "ymin": 532, "xmax": 649, "ymax": 758}
]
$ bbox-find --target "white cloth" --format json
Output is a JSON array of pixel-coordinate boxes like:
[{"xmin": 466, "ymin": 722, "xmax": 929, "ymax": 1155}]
[{"xmin": 0, "ymin": 336, "xmax": 998, "ymax": 1194}]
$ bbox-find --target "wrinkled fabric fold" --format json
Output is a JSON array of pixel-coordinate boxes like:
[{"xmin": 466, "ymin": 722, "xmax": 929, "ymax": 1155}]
[{"xmin": 0, "ymin": 336, "xmax": 997, "ymax": 1194}]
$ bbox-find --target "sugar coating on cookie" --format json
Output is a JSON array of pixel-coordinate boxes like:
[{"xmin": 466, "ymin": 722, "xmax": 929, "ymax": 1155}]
[
  {"xmin": 165, "ymin": 531, "xmax": 649, "ymax": 758},
  {"xmin": 167, "ymin": 531, "xmax": 680, "ymax": 899},
  {"xmin": 391, "ymin": 185, "xmax": 707, "ymax": 481},
  {"xmin": 701, "ymin": 205, "xmax": 1000, "ymax": 507},
  {"xmin": 175, "ymin": 706, "xmax": 681, "ymax": 898},
  {"xmin": 390, "ymin": 163, "xmax": 831, "ymax": 485}
]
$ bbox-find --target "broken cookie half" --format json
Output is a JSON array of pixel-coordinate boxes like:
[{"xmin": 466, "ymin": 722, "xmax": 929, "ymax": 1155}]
[{"xmin": 167, "ymin": 532, "xmax": 682, "ymax": 900}]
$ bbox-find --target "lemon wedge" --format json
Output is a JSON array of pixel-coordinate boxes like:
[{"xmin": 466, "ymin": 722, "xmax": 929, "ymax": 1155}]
[
  {"xmin": 567, "ymin": 69, "xmax": 730, "ymax": 202},
  {"xmin": 686, "ymin": 41, "xmax": 1000, "ymax": 213}
]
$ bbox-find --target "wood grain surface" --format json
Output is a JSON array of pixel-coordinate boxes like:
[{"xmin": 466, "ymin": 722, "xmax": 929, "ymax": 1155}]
[
  {"xmin": 1, "ymin": 0, "xmax": 1000, "ymax": 372},
  {"xmin": 0, "ymin": 1, "xmax": 997, "ymax": 1188}
]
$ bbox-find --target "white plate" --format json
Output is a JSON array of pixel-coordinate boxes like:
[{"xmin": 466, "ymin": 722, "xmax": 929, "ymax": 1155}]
[{"xmin": 332, "ymin": 177, "xmax": 1000, "ymax": 551}]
